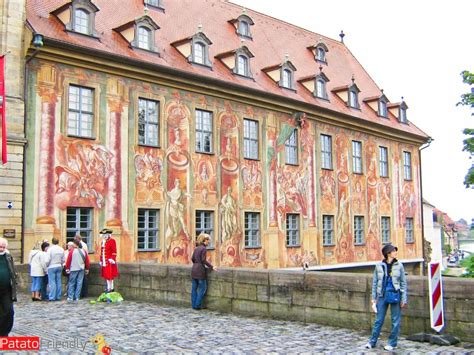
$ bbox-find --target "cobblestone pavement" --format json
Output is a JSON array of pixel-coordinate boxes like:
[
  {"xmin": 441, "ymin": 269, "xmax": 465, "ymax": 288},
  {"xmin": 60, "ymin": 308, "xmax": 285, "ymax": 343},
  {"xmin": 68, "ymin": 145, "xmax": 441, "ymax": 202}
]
[{"xmin": 8, "ymin": 294, "xmax": 473, "ymax": 354}]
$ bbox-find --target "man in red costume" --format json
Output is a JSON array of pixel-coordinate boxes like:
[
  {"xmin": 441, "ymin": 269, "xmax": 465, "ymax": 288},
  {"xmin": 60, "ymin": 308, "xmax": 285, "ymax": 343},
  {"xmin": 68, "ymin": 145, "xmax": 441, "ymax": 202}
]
[{"xmin": 99, "ymin": 228, "xmax": 118, "ymax": 292}]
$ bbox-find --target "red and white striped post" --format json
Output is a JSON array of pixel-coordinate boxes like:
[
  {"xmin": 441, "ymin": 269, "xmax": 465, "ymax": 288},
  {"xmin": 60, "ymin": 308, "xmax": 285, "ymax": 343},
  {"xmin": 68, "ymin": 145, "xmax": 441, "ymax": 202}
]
[{"xmin": 428, "ymin": 261, "xmax": 445, "ymax": 333}]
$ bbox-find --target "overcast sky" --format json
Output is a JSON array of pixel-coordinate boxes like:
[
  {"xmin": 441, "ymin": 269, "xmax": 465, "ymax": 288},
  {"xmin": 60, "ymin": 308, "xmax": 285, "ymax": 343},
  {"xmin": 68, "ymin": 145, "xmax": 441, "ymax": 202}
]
[{"xmin": 233, "ymin": 0, "xmax": 474, "ymax": 223}]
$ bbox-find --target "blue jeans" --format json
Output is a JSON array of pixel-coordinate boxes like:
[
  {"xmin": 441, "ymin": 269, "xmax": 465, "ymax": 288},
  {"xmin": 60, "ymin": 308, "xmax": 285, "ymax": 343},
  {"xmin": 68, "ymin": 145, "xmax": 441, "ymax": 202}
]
[
  {"xmin": 369, "ymin": 296, "xmax": 401, "ymax": 347},
  {"xmin": 48, "ymin": 266, "xmax": 62, "ymax": 301},
  {"xmin": 191, "ymin": 279, "xmax": 207, "ymax": 309},
  {"xmin": 67, "ymin": 270, "xmax": 84, "ymax": 301}
]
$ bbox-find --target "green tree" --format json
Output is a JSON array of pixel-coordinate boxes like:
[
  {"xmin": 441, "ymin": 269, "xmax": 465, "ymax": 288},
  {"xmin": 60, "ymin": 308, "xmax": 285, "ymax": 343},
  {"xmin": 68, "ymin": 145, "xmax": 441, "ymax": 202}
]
[{"xmin": 458, "ymin": 70, "xmax": 474, "ymax": 187}]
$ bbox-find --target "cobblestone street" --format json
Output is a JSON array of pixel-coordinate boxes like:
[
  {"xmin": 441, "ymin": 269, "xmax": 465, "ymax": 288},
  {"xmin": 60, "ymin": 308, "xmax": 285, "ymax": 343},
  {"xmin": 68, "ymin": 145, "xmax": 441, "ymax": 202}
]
[{"xmin": 7, "ymin": 294, "xmax": 472, "ymax": 354}]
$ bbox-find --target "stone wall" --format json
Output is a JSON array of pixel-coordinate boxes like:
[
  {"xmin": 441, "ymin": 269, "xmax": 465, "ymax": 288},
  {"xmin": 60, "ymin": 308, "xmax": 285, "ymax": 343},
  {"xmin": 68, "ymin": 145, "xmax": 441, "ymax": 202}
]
[{"xmin": 14, "ymin": 263, "xmax": 474, "ymax": 342}]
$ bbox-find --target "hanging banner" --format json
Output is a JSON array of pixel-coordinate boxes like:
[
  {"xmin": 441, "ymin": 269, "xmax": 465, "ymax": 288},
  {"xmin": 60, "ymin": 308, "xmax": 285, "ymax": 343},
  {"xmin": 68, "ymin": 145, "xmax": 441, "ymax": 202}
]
[{"xmin": 0, "ymin": 55, "xmax": 7, "ymax": 164}]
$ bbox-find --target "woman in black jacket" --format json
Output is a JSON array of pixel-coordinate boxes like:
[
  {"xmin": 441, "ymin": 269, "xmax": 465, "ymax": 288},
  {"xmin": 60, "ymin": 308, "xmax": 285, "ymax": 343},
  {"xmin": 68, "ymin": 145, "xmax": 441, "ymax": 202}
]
[
  {"xmin": 0, "ymin": 237, "xmax": 17, "ymax": 336},
  {"xmin": 191, "ymin": 233, "xmax": 216, "ymax": 309}
]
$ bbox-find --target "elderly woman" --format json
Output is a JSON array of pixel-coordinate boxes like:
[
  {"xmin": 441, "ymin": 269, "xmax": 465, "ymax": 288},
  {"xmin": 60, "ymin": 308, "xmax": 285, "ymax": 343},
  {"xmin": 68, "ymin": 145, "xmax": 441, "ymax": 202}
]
[
  {"xmin": 191, "ymin": 233, "xmax": 217, "ymax": 310},
  {"xmin": 0, "ymin": 237, "xmax": 17, "ymax": 336}
]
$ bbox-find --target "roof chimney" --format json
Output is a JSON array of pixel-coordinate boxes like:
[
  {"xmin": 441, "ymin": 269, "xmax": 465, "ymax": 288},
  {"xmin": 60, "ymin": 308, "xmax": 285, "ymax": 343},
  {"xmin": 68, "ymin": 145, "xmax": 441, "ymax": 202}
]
[{"xmin": 339, "ymin": 30, "xmax": 345, "ymax": 43}]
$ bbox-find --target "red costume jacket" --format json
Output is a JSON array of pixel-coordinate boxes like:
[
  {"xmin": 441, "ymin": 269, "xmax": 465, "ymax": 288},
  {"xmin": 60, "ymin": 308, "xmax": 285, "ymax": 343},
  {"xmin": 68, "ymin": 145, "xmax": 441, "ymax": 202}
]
[{"xmin": 100, "ymin": 237, "xmax": 119, "ymax": 280}]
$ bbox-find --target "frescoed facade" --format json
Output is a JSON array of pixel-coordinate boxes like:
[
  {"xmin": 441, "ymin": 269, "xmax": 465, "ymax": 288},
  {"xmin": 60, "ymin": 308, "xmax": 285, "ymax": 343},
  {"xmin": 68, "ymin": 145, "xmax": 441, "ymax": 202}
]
[{"xmin": 22, "ymin": 0, "xmax": 429, "ymax": 269}]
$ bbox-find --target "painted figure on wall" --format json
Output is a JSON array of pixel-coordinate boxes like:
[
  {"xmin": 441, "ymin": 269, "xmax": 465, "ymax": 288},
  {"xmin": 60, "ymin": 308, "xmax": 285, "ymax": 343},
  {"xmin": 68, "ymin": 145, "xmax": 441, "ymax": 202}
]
[
  {"xmin": 241, "ymin": 160, "xmax": 262, "ymax": 206},
  {"xmin": 320, "ymin": 171, "xmax": 336, "ymax": 212},
  {"xmin": 165, "ymin": 178, "xmax": 191, "ymax": 249},
  {"xmin": 55, "ymin": 136, "xmax": 113, "ymax": 209},
  {"xmin": 134, "ymin": 148, "xmax": 164, "ymax": 204},
  {"xmin": 220, "ymin": 187, "xmax": 238, "ymax": 241}
]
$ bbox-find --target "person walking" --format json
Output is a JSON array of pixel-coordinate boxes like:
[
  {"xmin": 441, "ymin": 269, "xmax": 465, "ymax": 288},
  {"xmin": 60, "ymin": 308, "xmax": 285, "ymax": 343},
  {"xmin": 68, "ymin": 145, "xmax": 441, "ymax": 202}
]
[
  {"xmin": 365, "ymin": 244, "xmax": 407, "ymax": 351},
  {"xmin": 64, "ymin": 240, "xmax": 90, "ymax": 301},
  {"xmin": 0, "ymin": 237, "xmax": 17, "ymax": 336},
  {"xmin": 191, "ymin": 233, "xmax": 217, "ymax": 310},
  {"xmin": 46, "ymin": 238, "xmax": 65, "ymax": 301},
  {"xmin": 28, "ymin": 242, "xmax": 49, "ymax": 301}
]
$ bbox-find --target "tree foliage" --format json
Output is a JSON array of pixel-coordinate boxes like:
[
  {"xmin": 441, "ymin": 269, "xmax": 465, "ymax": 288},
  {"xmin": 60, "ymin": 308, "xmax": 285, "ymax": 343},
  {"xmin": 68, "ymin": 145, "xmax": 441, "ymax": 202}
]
[{"xmin": 458, "ymin": 70, "xmax": 474, "ymax": 187}]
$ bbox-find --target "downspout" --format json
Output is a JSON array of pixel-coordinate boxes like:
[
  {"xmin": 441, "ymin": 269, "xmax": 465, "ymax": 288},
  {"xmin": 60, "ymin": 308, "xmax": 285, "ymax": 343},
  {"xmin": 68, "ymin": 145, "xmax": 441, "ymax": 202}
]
[
  {"xmin": 21, "ymin": 33, "xmax": 43, "ymax": 262},
  {"xmin": 419, "ymin": 137, "xmax": 433, "ymax": 275}
]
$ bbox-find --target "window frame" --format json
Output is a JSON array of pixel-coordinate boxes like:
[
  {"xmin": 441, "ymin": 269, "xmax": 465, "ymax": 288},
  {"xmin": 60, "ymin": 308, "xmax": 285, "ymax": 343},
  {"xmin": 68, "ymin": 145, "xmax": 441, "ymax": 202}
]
[
  {"xmin": 66, "ymin": 0, "xmax": 98, "ymax": 37},
  {"xmin": 403, "ymin": 151, "xmax": 412, "ymax": 180},
  {"xmin": 137, "ymin": 26, "xmax": 152, "ymax": 50},
  {"xmin": 285, "ymin": 128, "xmax": 299, "ymax": 165},
  {"xmin": 243, "ymin": 118, "xmax": 259, "ymax": 160},
  {"xmin": 195, "ymin": 109, "xmax": 214, "ymax": 154},
  {"xmin": 316, "ymin": 47, "xmax": 326, "ymax": 62},
  {"xmin": 378, "ymin": 99, "xmax": 388, "ymax": 118},
  {"xmin": 236, "ymin": 54, "xmax": 250, "ymax": 77},
  {"xmin": 196, "ymin": 210, "xmax": 215, "ymax": 249},
  {"xmin": 138, "ymin": 97, "xmax": 160, "ymax": 147},
  {"xmin": 137, "ymin": 208, "xmax": 160, "ymax": 251},
  {"xmin": 322, "ymin": 215, "xmax": 334, "ymax": 246},
  {"xmin": 348, "ymin": 89, "xmax": 359, "ymax": 108},
  {"xmin": 379, "ymin": 146, "xmax": 389, "ymax": 178},
  {"xmin": 244, "ymin": 212, "xmax": 261, "ymax": 248},
  {"xmin": 353, "ymin": 215, "xmax": 365, "ymax": 245},
  {"xmin": 352, "ymin": 140, "xmax": 363, "ymax": 174},
  {"xmin": 66, "ymin": 207, "xmax": 94, "ymax": 251},
  {"xmin": 144, "ymin": 0, "xmax": 165, "ymax": 11},
  {"xmin": 381, "ymin": 216, "xmax": 391, "ymax": 244},
  {"xmin": 67, "ymin": 85, "xmax": 95, "ymax": 139},
  {"xmin": 189, "ymin": 33, "xmax": 212, "ymax": 68},
  {"xmin": 286, "ymin": 213, "xmax": 300, "ymax": 247},
  {"xmin": 405, "ymin": 217, "xmax": 414, "ymax": 243},
  {"xmin": 321, "ymin": 134, "xmax": 333, "ymax": 170}
]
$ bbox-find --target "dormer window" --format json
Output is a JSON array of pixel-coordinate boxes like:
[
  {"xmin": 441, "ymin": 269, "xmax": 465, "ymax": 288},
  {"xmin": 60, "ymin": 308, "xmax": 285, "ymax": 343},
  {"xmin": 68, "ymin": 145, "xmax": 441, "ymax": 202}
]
[
  {"xmin": 316, "ymin": 78, "xmax": 327, "ymax": 99},
  {"xmin": 237, "ymin": 55, "xmax": 249, "ymax": 76},
  {"xmin": 74, "ymin": 9, "xmax": 90, "ymax": 34},
  {"xmin": 378, "ymin": 99, "xmax": 388, "ymax": 117},
  {"xmin": 317, "ymin": 47, "xmax": 326, "ymax": 62},
  {"xmin": 399, "ymin": 104, "xmax": 408, "ymax": 123},
  {"xmin": 348, "ymin": 83, "xmax": 360, "ymax": 109},
  {"xmin": 138, "ymin": 26, "xmax": 152, "ymax": 50},
  {"xmin": 308, "ymin": 41, "xmax": 329, "ymax": 64},
  {"xmin": 263, "ymin": 58, "xmax": 296, "ymax": 90},
  {"xmin": 282, "ymin": 69, "xmax": 292, "ymax": 88},
  {"xmin": 190, "ymin": 32, "xmax": 212, "ymax": 67},
  {"xmin": 56, "ymin": 0, "xmax": 99, "ymax": 37},
  {"xmin": 114, "ymin": 15, "xmax": 159, "ymax": 53},
  {"xmin": 193, "ymin": 42, "xmax": 205, "ymax": 64},
  {"xmin": 229, "ymin": 13, "xmax": 255, "ymax": 39}
]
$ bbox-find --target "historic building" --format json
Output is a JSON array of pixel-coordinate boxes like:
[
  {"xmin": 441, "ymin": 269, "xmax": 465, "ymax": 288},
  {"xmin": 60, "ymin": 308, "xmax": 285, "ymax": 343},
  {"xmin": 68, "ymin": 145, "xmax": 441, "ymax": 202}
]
[
  {"xmin": 23, "ymin": 0, "xmax": 429, "ymax": 269},
  {"xmin": 0, "ymin": 0, "xmax": 27, "ymax": 260}
]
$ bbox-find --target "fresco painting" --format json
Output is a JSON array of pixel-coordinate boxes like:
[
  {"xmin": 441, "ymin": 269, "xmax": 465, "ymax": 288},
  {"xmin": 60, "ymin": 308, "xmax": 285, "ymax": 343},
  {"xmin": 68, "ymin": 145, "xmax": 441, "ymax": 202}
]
[{"xmin": 26, "ymin": 62, "xmax": 424, "ymax": 268}]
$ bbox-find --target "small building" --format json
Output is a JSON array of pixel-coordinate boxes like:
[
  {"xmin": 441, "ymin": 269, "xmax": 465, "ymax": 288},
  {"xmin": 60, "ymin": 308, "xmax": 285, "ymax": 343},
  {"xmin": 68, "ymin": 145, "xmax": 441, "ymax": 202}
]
[{"xmin": 22, "ymin": 0, "xmax": 430, "ymax": 268}]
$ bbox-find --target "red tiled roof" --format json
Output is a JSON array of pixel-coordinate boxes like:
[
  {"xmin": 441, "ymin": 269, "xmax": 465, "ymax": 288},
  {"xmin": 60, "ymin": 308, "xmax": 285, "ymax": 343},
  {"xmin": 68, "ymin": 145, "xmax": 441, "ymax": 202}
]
[{"xmin": 26, "ymin": 0, "xmax": 429, "ymax": 139}]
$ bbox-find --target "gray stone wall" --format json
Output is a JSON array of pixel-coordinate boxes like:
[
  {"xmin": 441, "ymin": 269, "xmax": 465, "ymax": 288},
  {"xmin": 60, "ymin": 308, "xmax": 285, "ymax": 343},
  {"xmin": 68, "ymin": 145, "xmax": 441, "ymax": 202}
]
[{"xmin": 14, "ymin": 263, "xmax": 474, "ymax": 342}]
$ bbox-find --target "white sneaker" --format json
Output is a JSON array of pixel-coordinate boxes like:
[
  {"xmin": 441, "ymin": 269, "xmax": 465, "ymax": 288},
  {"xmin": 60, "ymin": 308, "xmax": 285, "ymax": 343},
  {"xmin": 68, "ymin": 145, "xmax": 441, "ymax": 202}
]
[
  {"xmin": 384, "ymin": 345, "xmax": 396, "ymax": 351},
  {"xmin": 364, "ymin": 343, "xmax": 373, "ymax": 349}
]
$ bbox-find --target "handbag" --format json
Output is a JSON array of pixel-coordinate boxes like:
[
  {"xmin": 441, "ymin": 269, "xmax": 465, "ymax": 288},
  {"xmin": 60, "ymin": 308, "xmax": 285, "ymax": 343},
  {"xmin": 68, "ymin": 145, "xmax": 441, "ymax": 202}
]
[{"xmin": 384, "ymin": 275, "xmax": 400, "ymax": 304}]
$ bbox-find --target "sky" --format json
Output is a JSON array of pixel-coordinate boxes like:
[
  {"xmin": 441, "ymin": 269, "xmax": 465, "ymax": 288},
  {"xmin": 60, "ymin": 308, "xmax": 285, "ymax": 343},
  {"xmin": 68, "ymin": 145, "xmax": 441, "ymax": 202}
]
[{"xmin": 233, "ymin": 0, "xmax": 474, "ymax": 223}]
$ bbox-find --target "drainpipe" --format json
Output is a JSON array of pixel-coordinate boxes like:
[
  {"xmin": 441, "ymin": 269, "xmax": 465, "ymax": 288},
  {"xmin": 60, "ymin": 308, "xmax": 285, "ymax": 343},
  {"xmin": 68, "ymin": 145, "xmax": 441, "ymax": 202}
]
[
  {"xmin": 20, "ymin": 33, "xmax": 44, "ymax": 262},
  {"xmin": 419, "ymin": 137, "xmax": 433, "ymax": 275}
]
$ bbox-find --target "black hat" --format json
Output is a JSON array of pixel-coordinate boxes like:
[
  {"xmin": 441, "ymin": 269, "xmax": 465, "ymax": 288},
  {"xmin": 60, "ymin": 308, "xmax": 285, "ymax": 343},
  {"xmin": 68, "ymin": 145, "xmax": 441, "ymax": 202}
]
[
  {"xmin": 100, "ymin": 228, "xmax": 113, "ymax": 235},
  {"xmin": 381, "ymin": 244, "xmax": 398, "ymax": 258}
]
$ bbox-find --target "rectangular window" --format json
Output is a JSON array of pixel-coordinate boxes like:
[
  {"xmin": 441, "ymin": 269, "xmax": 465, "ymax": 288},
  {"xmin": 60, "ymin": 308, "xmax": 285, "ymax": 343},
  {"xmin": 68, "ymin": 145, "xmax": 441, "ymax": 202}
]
[
  {"xmin": 196, "ymin": 210, "xmax": 214, "ymax": 248},
  {"xmin": 66, "ymin": 207, "xmax": 93, "ymax": 250},
  {"xmin": 137, "ymin": 209, "xmax": 159, "ymax": 251},
  {"xmin": 354, "ymin": 216, "xmax": 364, "ymax": 245},
  {"xmin": 243, "ymin": 119, "xmax": 259, "ymax": 160},
  {"xmin": 138, "ymin": 98, "xmax": 159, "ymax": 146},
  {"xmin": 68, "ymin": 85, "xmax": 94, "ymax": 138},
  {"xmin": 285, "ymin": 129, "xmax": 298, "ymax": 165},
  {"xmin": 321, "ymin": 134, "xmax": 333, "ymax": 169},
  {"xmin": 322, "ymin": 215, "xmax": 334, "ymax": 246},
  {"xmin": 286, "ymin": 214, "xmax": 300, "ymax": 247},
  {"xmin": 403, "ymin": 151, "xmax": 412, "ymax": 180},
  {"xmin": 406, "ymin": 217, "xmax": 414, "ymax": 243},
  {"xmin": 352, "ymin": 141, "xmax": 362, "ymax": 174},
  {"xmin": 379, "ymin": 146, "xmax": 388, "ymax": 178},
  {"xmin": 381, "ymin": 216, "xmax": 391, "ymax": 244},
  {"xmin": 244, "ymin": 212, "xmax": 260, "ymax": 248},
  {"xmin": 195, "ymin": 110, "xmax": 213, "ymax": 153}
]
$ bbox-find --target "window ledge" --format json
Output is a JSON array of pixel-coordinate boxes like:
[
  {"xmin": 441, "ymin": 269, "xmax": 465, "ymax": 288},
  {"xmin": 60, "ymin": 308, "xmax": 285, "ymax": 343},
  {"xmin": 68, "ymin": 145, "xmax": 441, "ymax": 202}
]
[
  {"xmin": 354, "ymin": 243, "xmax": 366, "ymax": 247},
  {"xmin": 138, "ymin": 143, "xmax": 161, "ymax": 149},
  {"xmin": 321, "ymin": 167, "xmax": 334, "ymax": 171},
  {"xmin": 286, "ymin": 244, "xmax": 301, "ymax": 248},
  {"xmin": 323, "ymin": 244, "xmax": 335, "ymax": 247},
  {"xmin": 67, "ymin": 134, "xmax": 96, "ymax": 141},
  {"xmin": 65, "ymin": 29, "xmax": 100, "ymax": 40},
  {"xmin": 244, "ymin": 246, "xmax": 262, "ymax": 250},
  {"xmin": 138, "ymin": 249, "xmax": 161, "ymax": 252},
  {"xmin": 244, "ymin": 157, "xmax": 260, "ymax": 162},
  {"xmin": 195, "ymin": 150, "xmax": 215, "ymax": 156}
]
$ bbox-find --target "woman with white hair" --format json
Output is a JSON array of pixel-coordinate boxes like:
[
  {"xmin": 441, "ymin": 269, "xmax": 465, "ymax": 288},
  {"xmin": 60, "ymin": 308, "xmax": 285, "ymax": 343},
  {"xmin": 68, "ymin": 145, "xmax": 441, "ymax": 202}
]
[{"xmin": 0, "ymin": 237, "xmax": 17, "ymax": 336}]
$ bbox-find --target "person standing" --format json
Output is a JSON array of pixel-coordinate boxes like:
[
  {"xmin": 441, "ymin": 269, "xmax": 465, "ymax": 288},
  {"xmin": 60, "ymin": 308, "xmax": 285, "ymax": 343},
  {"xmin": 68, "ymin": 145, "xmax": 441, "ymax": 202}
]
[
  {"xmin": 28, "ymin": 242, "xmax": 49, "ymax": 301},
  {"xmin": 74, "ymin": 234, "xmax": 88, "ymax": 298},
  {"xmin": 0, "ymin": 238, "xmax": 17, "ymax": 336},
  {"xmin": 99, "ymin": 229, "xmax": 119, "ymax": 293},
  {"xmin": 64, "ymin": 240, "xmax": 90, "ymax": 301},
  {"xmin": 365, "ymin": 244, "xmax": 407, "ymax": 351},
  {"xmin": 46, "ymin": 238, "xmax": 64, "ymax": 301},
  {"xmin": 191, "ymin": 233, "xmax": 217, "ymax": 310}
]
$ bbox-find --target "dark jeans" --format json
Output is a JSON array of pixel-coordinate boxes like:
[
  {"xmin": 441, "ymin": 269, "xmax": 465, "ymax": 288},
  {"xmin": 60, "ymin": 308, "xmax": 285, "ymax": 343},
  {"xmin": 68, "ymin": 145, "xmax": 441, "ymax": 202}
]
[
  {"xmin": 81, "ymin": 273, "xmax": 88, "ymax": 298},
  {"xmin": 191, "ymin": 278, "xmax": 207, "ymax": 309},
  {"xmin": 0, "ymin": 288, "xmax": 14, "ymax": 336},
  {"xmin": 41, "ymin": 275, "xmax": 48, "ymax": 300}
]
